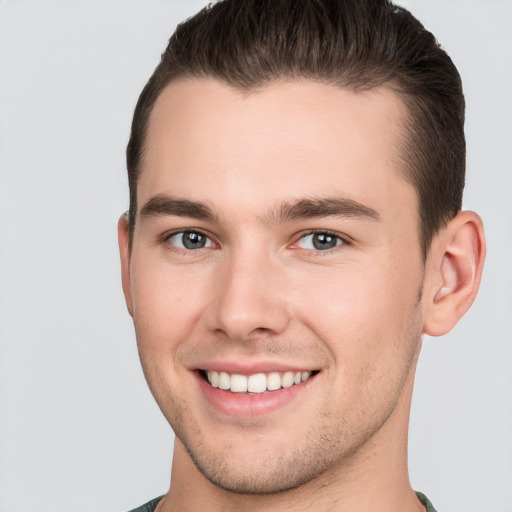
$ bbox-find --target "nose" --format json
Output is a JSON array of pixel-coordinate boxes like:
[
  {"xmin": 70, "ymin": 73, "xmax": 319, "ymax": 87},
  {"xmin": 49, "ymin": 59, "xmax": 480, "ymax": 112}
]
[{"xmin": 204, "ymin": 251, "xmax": 291, "ymax": 341}]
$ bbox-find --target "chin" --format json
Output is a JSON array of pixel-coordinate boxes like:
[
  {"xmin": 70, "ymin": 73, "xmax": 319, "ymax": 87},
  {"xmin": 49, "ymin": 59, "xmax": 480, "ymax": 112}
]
[
  {"xmin": 187, "ymin": 446, "xmax": 323, "ymax": 495},
  {"xmin": 176, "ymin": 425, "xmax": 346, "ymax": 496}
]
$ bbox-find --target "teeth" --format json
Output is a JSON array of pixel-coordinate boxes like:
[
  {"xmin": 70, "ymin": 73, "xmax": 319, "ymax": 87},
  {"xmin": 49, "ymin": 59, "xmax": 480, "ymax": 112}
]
[
  {"xmin": 204, "ymin": 369, "xmax": 314, "ymax": 394},
  {"xmin": 218, "ymin": 371, "xmax": 230, "ymax": 390},
  {"xmin": 282, "ymin": 371, "xmax": 294, "ymax": 388},
  {"xmin": 267, "ymin": 372, "xmax": 281, "ymax": 391},
  {"xmin": 207, "ymin": 371, "xmax": 219, "ymax": 388},
  {"xmin": 230, "ymin": 374, "xmax": 248, "ymax": 393},
  {"xmin": 248, "ymin": 373, "xmax": 267, "ymax": 393}
]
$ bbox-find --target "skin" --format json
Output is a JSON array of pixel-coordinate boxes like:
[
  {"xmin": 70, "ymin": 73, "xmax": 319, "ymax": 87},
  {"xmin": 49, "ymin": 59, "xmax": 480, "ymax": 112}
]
[{"xmin": 119, "ymin": 79, "xmax": 485, "ymax": 512}]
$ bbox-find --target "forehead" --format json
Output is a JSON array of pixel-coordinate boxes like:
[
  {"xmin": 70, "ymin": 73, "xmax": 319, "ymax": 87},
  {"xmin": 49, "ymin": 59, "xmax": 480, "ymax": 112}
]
[{"xmin": 140, "ymin": 78, "xmax": 411, "ymax": 217}]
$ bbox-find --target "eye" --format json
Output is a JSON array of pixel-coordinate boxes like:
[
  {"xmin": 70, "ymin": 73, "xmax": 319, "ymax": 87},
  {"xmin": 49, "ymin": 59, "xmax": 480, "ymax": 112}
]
[
  {"xmin": 296, "ymin": 231, "xmax": 344, "ymax": 251},
  {"xmin": 167, "ymin": 230, "xmax": 215, "ymax": 250}
]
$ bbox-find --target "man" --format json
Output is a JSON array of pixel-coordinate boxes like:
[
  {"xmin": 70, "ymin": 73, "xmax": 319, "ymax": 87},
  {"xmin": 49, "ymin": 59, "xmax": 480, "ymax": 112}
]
[{"xmin": 118, "ymin": 0, "xmax": 485, "ymax": 510}]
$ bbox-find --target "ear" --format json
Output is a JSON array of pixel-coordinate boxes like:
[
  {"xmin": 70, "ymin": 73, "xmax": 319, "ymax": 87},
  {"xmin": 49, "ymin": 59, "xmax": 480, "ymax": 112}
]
[
  {"xmin": 423, "ymin": 211, "xmax": 486, "ymax": 336},
  {"xmin": 118, "ymin": 213, "xmax": 134, "ymax": 317}
]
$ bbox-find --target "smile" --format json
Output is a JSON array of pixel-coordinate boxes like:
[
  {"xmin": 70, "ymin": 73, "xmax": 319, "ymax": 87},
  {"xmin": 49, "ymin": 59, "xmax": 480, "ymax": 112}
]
[{"xmin": 203, "ymin": 370, "xmax": 315, "ymax": 394}]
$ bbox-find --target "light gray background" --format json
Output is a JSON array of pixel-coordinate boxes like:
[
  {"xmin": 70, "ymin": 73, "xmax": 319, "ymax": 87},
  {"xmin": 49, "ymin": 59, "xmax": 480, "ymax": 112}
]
[{"xmin": 0, "ymin": 1, "xmax": 510, "ymax": 511}]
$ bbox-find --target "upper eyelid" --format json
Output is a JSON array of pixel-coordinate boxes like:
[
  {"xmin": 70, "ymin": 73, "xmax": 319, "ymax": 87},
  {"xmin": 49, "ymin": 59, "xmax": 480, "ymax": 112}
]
[
  {"xmin": 163, "ymin": 227, "xmax": 214, "ymax": 240},
  {"xmin": 293, "ymin": 229, "xmax": 351, "ymax": 244},
  {"xmin": 162, "ymin": 228, "xmax": 218, "ymax": 250},
  {"xmin": 160, "ymin": 228, "xmax": 350, "ymax": 248}
]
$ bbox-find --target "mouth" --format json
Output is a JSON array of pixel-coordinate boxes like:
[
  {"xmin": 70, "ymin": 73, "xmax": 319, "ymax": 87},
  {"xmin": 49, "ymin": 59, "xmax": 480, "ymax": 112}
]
[{"xmin": 199, "ymin": 369, "xmax": 319, "ymax": 394}]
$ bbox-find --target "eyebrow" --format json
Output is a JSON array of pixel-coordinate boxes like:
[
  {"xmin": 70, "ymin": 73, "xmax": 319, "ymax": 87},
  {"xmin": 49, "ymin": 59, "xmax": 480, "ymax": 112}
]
[
  {"xmin": 139, "ymin": 194, "xmax": 217, "ymax": 221},
  {"xmin": 138, "ymin": 194, "xmax": 380, "ymax": 224},
  {"xmin": 266, "ymin": 197, "xmax": 380, "ymax": 223}
]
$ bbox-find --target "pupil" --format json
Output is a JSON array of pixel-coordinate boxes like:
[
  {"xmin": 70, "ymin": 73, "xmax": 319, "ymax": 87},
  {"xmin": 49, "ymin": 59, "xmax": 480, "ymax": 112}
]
[
  {"xmin": 313, "ymin": 233, "xmax": 337, "ymax": 250},
  {"xmin": 183, "ymin": 232, "xmax": 206, "ymax": 249}
]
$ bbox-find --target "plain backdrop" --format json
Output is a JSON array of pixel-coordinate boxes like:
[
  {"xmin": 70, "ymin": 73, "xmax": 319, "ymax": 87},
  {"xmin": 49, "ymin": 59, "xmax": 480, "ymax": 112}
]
[{"xmin": 0, "ymin": 1, "xmax": 511, "ymax": 511}]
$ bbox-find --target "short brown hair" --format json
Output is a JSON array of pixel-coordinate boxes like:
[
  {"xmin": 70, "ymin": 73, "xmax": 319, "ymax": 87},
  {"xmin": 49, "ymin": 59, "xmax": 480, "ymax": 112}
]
[{"xmin": 126, "ymin": 0, "xmax": 465, "ymax": 258}]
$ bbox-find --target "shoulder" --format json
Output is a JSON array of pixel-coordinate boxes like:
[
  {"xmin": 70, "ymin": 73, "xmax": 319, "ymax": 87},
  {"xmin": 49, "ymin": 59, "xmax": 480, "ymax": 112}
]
[
  {"xmin": 126, "ymin": 496, "xmax": 164, "ymax": 512},
  {"xmin": 416, "ymin": 491, "xmax": 439, "ymax": 512}
]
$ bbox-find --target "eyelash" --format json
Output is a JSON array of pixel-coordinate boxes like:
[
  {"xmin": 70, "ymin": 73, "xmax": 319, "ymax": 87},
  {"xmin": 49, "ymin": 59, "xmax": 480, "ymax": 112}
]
[
  {"xmin": 163, "ymin": 229, "xmax": 216, "ymax": 252},
  {"xmin": 292, "ymin": 230, "xmax": 349, "ymax": 253},
  {"xmin": 162, "ymin": 229, "xmax": 349, "ymax": 253}
]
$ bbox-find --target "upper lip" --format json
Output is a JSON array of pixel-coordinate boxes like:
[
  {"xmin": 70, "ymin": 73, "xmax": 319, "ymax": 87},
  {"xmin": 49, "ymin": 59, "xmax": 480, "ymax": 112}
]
[{"xmin": 192, "ymin": 360, "xmax": 320, "ymax": 375}]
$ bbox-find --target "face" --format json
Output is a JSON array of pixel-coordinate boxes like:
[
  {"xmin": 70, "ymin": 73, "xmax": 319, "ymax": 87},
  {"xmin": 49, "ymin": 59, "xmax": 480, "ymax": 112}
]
[{"xmin": 121, "ymin": 79, "xmax": 426, "ymax": 493}]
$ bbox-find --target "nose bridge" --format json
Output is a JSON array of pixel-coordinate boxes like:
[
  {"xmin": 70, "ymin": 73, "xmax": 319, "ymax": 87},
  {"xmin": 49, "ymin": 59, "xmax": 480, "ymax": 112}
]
[{"xmin": 206, "ymin": 243, "xmax": 290, "ymax": 340}]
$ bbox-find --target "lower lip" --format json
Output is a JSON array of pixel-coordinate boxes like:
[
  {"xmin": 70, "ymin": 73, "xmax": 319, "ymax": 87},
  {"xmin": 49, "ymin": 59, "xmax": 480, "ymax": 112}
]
[{"xmin": 195, "ymin": 372, "xmax": 316, "ymax": 417}]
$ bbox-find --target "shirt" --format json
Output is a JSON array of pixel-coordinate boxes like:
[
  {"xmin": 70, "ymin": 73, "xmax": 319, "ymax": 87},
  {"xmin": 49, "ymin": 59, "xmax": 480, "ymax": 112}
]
[{"xmin": 127, "ymin": 491, "xmax": 438, "ymax": 511}]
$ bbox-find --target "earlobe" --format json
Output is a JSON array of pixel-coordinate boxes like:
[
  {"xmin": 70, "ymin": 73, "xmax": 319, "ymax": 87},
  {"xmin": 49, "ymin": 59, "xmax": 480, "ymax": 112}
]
[
  {"xmin": 423, "ymin": 211, "xmax": 485, "ymax": 337},
  {"xmin": 118, "ymin": 213, "xmax": 134, "ymax": 317}
]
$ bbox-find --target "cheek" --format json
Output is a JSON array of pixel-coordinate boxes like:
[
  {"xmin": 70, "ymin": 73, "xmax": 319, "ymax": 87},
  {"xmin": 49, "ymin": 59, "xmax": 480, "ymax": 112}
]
[
  {"xmin": 129, "ymin": 256, "xmax": 213, "ymax": 415},
  {"xmin": 290, "ymin": 259, "xmax": 422, "ymax": 363},
  {"xmin": 290, "ymin": 260, "xmax": 423, "ymax": 422},
  {"xmin": 130, "ymin": 255, "xmax": 211, "ymax": 354}
]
